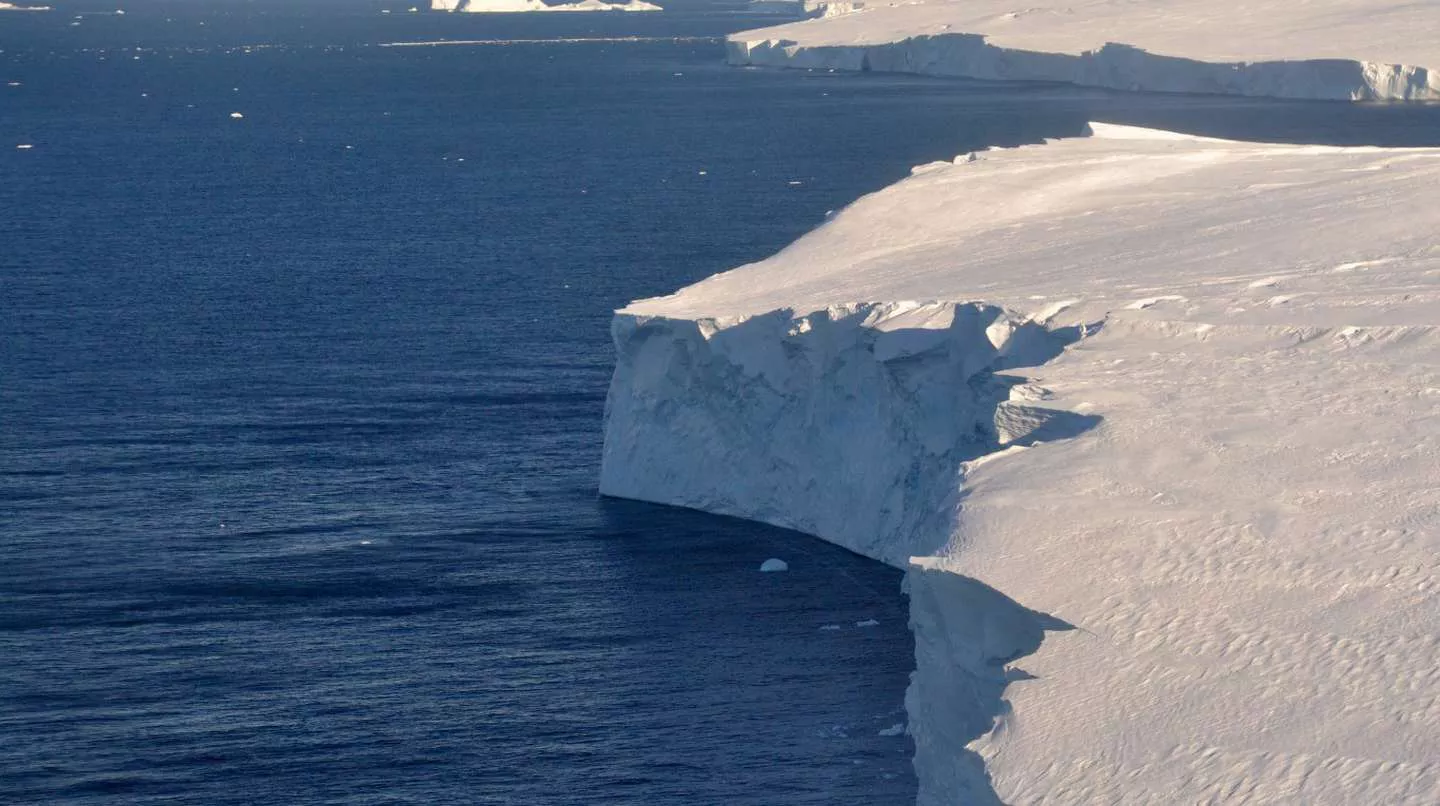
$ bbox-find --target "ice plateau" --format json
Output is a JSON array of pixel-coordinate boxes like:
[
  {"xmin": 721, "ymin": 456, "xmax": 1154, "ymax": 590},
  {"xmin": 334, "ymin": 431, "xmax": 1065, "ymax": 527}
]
[
  {"xmin": 600, "ymin": 124, "xmax": 1440, "ymax": 803},
  {"xmin": 726, "ymin": 0, "xmax": 1440, "ymax": 100}
]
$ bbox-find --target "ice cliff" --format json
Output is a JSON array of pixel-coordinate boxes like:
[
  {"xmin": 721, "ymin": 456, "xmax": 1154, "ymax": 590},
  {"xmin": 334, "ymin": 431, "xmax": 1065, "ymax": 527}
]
[
  {"xmin": 600, "ymin": 125, "xmax": 1440, "ymax": 803},
  {"xmin": 726, "ymin": 0, "xmax": 1440, "ymax": 100}
]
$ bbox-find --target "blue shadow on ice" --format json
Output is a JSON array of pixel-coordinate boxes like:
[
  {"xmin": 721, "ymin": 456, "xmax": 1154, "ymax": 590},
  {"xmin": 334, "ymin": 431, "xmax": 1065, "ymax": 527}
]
[{"xmin": 906, "ymin": 569, "xmax": 1076, "ymax": 806}]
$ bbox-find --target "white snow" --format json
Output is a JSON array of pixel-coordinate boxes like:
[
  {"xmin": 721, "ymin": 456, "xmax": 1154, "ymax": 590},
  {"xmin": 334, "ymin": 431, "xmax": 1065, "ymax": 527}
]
[
  {"xmin": 759, "ymin": 558, "xmax": 789, "ymax": 572},
  {"xmin": 229, "ymin": 112, "xmax": 244, "ymax": 119},
  {"xmin": 431, "ymin": 0, "xmax": 661, "ymax": 12},
  {"xmin": 745, "ymin": 0, "xmax": 864, "ymax": 19},
  {"xmin": 0, "ymin": 1, "xmax": 51, "ymax": 9},
  {"xmin": 726, "ymin": 0, "xmax": 1440, "ymax": 100},
  {"xmin": 600, "ymin": 125, "xmax": 1440, "ymax": 803}
]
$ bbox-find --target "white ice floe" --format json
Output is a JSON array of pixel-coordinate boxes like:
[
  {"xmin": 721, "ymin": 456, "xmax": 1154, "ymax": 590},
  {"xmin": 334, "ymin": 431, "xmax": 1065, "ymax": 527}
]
[
  {"xmin": 600, "ymin": 124, "xmax": 1440, "ymax": 803},
  {"xmin": 229, "ymin": 112, "xmax": 244, "ymax": 119},
  {"xmin": 0, "ymin": 2, "xmax": 52, "ymax": 10},
  {"xmin": 855, "ymin": 619, "xmax": 880, "ymax": 628},
  {"xmin": 726, "ymin": 0, "xmax": 1440, "ymax": 100},
  {"xmin": 759, "ymin": 558, "xmax": 789, "ymax": 572},
  {"xmin": 879, "ymin": 722, "xmax": 906, "ymax": 737}
]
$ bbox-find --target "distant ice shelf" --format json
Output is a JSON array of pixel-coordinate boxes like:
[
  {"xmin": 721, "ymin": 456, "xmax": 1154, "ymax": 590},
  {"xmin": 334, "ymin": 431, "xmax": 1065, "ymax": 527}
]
[
  {"xmin": 726, "ymin": 0, "xmax": 1440, "ymax": 100},
  {"xmin": 744, "ymin": 0, "xmax": 864, "ymax": 20},
  {"xmin": 600, "ymin": 124, "xmax": 1440, "ymax": 804},
  {"xmin": 431, "ymin": 0, "xmax": 660, "ymax": 12}
]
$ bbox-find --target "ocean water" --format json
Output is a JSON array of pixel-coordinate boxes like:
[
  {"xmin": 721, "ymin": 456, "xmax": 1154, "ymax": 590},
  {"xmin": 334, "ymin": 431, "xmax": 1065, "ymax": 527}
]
[{"xmin": 5, "ymin": 2, "xmax": 1440, "ymax": 804}]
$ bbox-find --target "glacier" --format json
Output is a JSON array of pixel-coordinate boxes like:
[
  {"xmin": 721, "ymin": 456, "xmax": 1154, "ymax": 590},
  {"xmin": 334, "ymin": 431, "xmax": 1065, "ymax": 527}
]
[
  {"xmin": 600, "ymin": 124, "xmax": 1440, "ymax": 803},
  {"xmin": 725, "ymin": 0, "xmax": 1440, "ymax": 101}
]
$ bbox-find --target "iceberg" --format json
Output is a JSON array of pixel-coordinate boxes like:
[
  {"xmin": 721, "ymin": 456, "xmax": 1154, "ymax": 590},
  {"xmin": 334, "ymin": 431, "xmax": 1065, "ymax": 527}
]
[
  {"xmin": 745, "ymin": 0, "xmax": 864, "ymax": 19},
  {"xmin": 431, "ymin": 0, "xmax": 660, "ymax": 12},
  {"xmin": 600, "ymin": 125, "xmax": 1440, "ymax": 803},
  {"xmin": 0, "ymin": 2, "xmax": 52, "ymax": 10},
  {"xmin": 726, "ymin": 0, "xmax": 1440, "ymax": 100}
]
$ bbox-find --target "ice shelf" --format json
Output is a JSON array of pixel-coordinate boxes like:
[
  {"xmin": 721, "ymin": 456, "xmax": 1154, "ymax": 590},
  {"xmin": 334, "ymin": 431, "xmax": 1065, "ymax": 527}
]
[
  {"xmin": 600, "ymin": 125, "xmax": 1440, "ymax": 803},
  {"xmin": 726, "ymin": 0, "xmax": 1440, "ymax": 100}
]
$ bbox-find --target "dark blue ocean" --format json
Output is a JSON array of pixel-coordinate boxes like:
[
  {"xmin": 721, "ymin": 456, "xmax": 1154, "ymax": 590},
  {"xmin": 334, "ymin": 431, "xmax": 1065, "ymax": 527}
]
[{"xmin": 3, "ymin": 1, "xmax": 1439, "ymax": 804}]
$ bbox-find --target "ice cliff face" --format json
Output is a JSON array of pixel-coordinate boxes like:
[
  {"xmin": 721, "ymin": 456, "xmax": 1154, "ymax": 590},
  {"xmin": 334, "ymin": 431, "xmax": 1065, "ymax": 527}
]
[
  {"xmin": 601, "ymin": 302, "xmax": 1090, "ymax": 566},
  {"xmin": 600, "ymin": 302, "xmax": 1092, "ymax": 804},
  {"xmin": 726, "ymin": 0, "xmax": 1440, "ymax": 101},
  {"xmin": 728, "ymin": 35, "xmax": 1440, "ymax": 101}
]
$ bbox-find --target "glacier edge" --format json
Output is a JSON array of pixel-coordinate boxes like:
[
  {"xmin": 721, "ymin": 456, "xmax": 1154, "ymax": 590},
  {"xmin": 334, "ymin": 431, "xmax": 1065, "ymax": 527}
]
[
  {"xmin": 598, "ymin": 301, "xmax": 1093, "ymax": 803},
  {"xmin": 726, "ymin": 34, "xmax": 1440, "ymax": 101}
]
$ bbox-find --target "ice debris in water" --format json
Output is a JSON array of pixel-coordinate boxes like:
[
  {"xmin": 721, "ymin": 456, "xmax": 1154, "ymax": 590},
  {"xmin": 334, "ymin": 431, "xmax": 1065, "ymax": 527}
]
[
  {"xmin": 855, "ymin": 618, "xmax": 879, "ymax": 627},
  {"xmin": 878, "ymin": 723, "xmax": 906, "ymax": 737},
  {"xmin": 229, "ymin": 112, "xmax": 244, "ymax": 119},
  {"xmin": 759, "ymin": 558, "xmax": 788, "ymax": 572},
  {"xmin": 819, "ymin": 624, "xmax": 841, "ymax": 630}
]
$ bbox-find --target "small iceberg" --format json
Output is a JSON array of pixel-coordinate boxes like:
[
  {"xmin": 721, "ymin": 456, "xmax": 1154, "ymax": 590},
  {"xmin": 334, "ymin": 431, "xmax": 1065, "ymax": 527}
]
[
  {"xmin": 759, "ymin": 558, "xmax": 788, "ymax": 572},
  {"xmin": 229, "ymin": 112, "xmax": 244, "ymax": 119},
  {"xmin": 855, "ymin": 618, "xmax": 879, "ymax": 627},
  {"xmin": 878, "ymin": 722, "xmax": 905, "ymax": 737},
  {"xmin": 433, "ymin": 0, "xmax": 661, "ymax": 11}
]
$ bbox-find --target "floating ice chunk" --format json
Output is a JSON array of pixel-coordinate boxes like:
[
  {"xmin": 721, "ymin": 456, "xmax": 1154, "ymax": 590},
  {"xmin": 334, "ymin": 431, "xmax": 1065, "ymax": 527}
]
[
  {"xmin": 788, "ymin": 180, "xmax": 803, "ymax": 185},
  {"xmin": 759, "ymin": 558, "xmax": 788, "ymax": 572},
  {"xmin": 855, "ymin": 618, "xmax": 879, "ymax": 627},
  {"xmin": 878, "ymin": 723, "xmax": 905, "ymax": 737},
  {"xmin": 819, "ymin": 624, "xmax": 841, "ymax": 630},
  {"xmin": 229, "ymin": 111, "xmax": 244, "ymax": 119},
  {"xmin": 15, "ymin": 143, "xmax": 33, "ymax": 149}
]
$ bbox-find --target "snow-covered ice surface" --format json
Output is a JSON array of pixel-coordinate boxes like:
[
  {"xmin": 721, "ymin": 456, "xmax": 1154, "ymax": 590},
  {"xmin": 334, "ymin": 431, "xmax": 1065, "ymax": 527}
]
[
  {"xmin": 600, "ymin": 125, "xmax": 1440, "ymax": 803},
  {"xmin": 726, "ymin": 0, "xmax": 1440, "ymax": 100}
]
